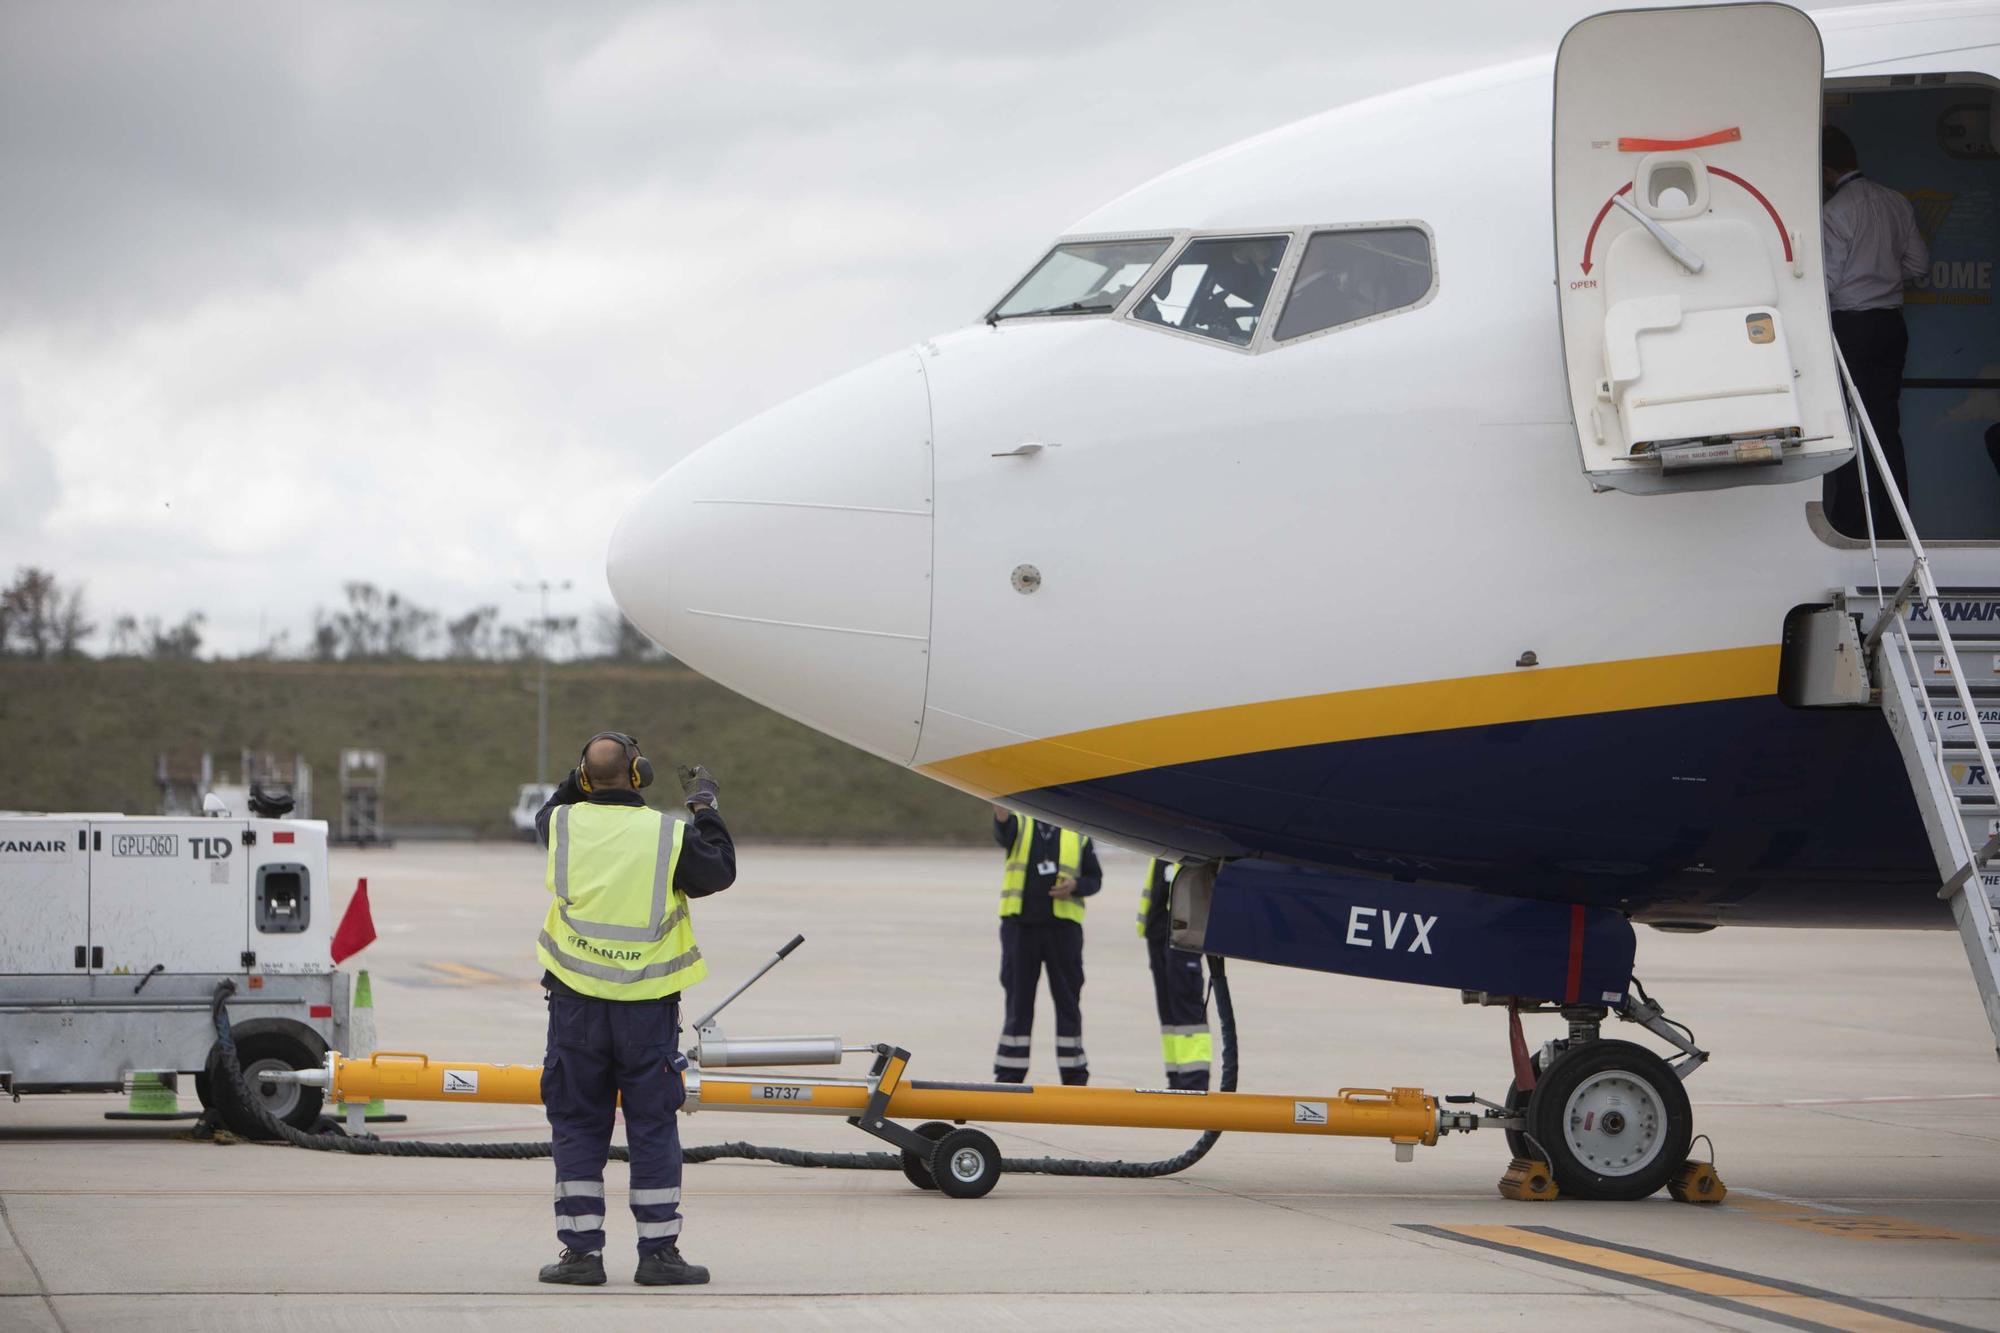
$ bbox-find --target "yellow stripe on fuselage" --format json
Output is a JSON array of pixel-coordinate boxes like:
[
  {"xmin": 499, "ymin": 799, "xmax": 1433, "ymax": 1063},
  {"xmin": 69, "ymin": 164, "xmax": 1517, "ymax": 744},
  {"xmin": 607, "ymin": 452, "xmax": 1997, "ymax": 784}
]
[{"xmin": 921, "ymin": 644, "xmax": 1781, "ymax": 798}]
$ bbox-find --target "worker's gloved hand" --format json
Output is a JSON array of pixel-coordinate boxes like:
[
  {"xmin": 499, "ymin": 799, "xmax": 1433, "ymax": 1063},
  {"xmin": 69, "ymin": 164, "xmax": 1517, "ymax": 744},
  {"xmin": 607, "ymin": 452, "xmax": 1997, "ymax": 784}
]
[{"xmin": 678, "ymin": 764, "xmax": 719, "ymax": 813}]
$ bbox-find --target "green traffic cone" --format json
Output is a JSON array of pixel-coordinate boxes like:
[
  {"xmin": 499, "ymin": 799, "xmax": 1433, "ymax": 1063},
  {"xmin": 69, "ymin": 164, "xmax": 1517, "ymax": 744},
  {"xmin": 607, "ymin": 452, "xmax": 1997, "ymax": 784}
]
[
  {"xmin": 126, "ymin": 1071, "xmax": 179, "ymax": 1117},
  {"xmin": 351, "ymin": 968, "xmax": 389, "ymax": 1120}
]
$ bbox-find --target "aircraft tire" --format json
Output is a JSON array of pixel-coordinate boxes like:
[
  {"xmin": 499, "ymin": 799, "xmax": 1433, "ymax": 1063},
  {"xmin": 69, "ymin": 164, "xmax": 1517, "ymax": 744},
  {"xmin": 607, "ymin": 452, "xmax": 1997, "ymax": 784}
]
[
  {"xmin": 1526, "ymin": 1039, "xmax": 1689, "ymax": 1201},
  {"xmin": 900, "ymin": 1120, "xmax": 955, "ymax": 1190},
  {"xmin": 1502, "ymin": 1080, "xmax": 1532, "ymax": 1160}
]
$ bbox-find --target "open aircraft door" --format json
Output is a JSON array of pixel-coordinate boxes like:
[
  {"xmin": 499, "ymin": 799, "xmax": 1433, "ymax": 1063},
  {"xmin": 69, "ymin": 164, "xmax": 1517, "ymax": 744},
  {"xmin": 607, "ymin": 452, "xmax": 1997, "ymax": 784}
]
[{"xmin": 1554, "ymin": 3, "xmax": 1854, "ymax": 495}]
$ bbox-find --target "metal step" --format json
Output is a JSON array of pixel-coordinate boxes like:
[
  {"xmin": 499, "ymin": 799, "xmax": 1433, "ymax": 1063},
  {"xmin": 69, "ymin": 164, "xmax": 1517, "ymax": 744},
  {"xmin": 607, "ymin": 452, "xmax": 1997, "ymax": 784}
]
[
  {"xmin": 1942, "ymin": 747, "xmax": 1997, "ymax": 804},
  {"xmin": 1912, "ymin": 644, "xmax": 2000, "ymax": 691},
  {"xmin": 1928, "ymin": 702, "xmax": 2000, "ymax": 746},
  {"xmin": 1875, "ymin": 613, "xmax": 2000, "ymax": 1054}
]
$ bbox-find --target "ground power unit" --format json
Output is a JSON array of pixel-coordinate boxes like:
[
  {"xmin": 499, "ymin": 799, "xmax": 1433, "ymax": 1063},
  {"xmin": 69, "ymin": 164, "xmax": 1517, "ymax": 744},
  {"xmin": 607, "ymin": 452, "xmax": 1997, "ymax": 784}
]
[{"xmin": 0, "ymin": 812, "xmax": 348, "ymax": 1135}]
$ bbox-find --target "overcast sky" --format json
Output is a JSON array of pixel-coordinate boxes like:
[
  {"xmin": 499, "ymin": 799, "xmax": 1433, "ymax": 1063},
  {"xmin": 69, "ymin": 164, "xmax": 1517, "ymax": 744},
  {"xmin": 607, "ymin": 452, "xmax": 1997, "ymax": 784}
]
[{"xmin": 0, "ymin": 1, "xmax": 1879, "ymax": 655}]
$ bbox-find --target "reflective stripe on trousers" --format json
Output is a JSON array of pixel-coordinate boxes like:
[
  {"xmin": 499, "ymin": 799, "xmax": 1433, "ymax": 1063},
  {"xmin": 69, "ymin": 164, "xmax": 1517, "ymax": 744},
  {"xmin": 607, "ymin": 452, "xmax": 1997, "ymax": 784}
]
[
  {"xmin": 554, "ymin": 1177, "xmax": 607, "ymax": 1246},
  {"xmin": 1160, "ymin": 1027, "xmax": 1212, "ymax": 1069}
]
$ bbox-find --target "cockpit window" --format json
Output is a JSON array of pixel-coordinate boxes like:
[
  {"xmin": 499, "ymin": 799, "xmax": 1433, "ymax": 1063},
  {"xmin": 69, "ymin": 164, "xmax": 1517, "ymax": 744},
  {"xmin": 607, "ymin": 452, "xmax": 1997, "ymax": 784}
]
[
  {"xmin": 1131, "ymin": 235, "xmax": 1287, "ymax": 347},
  {"xmin": 1273, "ymin": 227, "xmax": 1433, "ymax": 342},
  {"xmin": 990, "ymin": 238, "xmax": 1171, "ymax": 321}
]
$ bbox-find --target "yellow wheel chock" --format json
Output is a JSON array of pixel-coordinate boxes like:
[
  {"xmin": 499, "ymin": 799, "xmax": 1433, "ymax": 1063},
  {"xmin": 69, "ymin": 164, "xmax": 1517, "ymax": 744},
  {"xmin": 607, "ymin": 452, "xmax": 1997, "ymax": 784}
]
[
  {"xmin": 1498, "ymin": 1156, "xmax": 1560, "ymax": 1201},
  {"xmin": 1668, "ymin": 1158, "xmax": 1727, "ymax": 1203}
]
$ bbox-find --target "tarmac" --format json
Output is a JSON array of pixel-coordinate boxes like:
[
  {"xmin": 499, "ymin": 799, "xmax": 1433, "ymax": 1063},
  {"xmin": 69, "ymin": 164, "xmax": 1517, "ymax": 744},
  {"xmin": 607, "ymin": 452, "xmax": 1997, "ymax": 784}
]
[{"xmin": 3, "ymin": 839, "xmax": 1998, "ymax": 1331}]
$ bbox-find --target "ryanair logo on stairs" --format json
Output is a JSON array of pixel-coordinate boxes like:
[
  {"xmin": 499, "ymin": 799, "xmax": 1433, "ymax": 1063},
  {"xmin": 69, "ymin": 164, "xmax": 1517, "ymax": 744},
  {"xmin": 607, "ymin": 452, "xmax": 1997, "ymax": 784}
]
[{"xmin": 1910, "ymin": 599, "xmax": 2000, "ymax": 625}]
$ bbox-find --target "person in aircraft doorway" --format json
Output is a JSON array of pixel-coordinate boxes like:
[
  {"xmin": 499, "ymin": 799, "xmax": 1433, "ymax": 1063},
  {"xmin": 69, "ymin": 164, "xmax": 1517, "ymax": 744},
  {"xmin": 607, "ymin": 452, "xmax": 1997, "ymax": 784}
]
[
  {"xmin": 1821, "ymin": 125, "xmax": 1930, "ymax": 539},
  {"xmin": 531, "ymin": 732, "xmax": 734, "ymax": 1289},
  {"xmin": 991, "ymin": 806, "xmax": 1102, "ymax": 1084},
  {"xmin": 1137, "ymin": 858, "xmax": 1212, "ymax": 1091}
]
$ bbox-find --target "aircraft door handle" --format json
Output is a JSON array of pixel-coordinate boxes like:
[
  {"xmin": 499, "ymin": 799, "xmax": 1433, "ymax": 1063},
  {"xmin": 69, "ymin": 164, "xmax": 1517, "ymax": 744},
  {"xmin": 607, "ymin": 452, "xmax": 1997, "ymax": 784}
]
[
  {"xmin": 992, "ymin": 440, "xmax": 1060, "ymax": 458},
  {"xmin": 1611, "ymin": 193, "xmax": 1704, "ymax": 274}
]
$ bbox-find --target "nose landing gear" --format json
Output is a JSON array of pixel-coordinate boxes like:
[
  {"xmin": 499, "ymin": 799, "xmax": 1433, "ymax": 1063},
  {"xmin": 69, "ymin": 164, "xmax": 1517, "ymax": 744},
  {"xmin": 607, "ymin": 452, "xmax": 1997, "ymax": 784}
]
[{"xmin": 1470, "ymin": 981, "xmax": 1720, "ymax": 1203}]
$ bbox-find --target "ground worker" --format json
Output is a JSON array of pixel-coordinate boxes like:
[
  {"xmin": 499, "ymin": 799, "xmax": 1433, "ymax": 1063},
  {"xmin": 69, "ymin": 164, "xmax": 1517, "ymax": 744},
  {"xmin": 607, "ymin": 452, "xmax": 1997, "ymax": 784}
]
[
  {"xmin": 1821, "ymin": 125, "xmax": 1929, "ymax": 537},
  {"xmin": 1138, "ymin": 858, "xmax": 1212, "ymax": 1090},
  {"xmin": 990, "ymin": 805, "xmax": 1101, "ymax": 1084},
  {"xmin": 532, "ymin": 731, "xmax": 734, "ymax": 1288}
]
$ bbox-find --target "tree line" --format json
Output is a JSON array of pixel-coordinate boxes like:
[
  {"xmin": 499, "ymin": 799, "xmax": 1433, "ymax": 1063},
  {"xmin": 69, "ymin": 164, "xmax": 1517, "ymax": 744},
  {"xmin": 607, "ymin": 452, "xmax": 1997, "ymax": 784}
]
[{"xmin": 0, "ymin": 568, "xmax": 666, "ymax": 664}]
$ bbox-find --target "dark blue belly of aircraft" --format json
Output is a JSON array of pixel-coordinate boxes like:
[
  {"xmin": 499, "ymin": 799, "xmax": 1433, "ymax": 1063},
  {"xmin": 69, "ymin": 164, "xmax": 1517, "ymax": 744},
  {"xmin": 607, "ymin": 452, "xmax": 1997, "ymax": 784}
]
[{"xmin": 1012, "ymin": 695, "xmax": 1945, "ymax": 928}]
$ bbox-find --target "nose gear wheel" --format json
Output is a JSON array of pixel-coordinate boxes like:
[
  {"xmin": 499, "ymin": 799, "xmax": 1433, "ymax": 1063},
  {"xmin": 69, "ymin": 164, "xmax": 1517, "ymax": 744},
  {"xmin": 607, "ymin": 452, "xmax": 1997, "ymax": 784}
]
[{"xmin": 1525, "ymin": 1039, "xmax": 1690, "ymax": 1201}]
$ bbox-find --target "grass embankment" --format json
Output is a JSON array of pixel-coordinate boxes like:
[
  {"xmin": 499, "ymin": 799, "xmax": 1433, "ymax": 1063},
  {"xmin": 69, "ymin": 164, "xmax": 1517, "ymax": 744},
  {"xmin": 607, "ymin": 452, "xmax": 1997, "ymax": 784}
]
[{"xmin": 0, "ymin": 659, "xmax": 986, "ymax": 842}]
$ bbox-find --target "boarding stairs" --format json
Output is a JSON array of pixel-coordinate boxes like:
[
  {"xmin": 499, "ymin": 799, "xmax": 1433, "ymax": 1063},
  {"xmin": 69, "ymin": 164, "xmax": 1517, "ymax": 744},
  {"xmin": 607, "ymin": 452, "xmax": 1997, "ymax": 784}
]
[{"xmin": 1842, "ymin": 355, "xmax": 2000, "ymax": 1057}]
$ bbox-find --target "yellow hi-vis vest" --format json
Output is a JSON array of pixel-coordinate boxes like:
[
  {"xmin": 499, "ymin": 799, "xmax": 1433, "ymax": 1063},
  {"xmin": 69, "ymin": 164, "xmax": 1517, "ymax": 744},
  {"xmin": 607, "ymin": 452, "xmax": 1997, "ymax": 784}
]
[
  {"xmin": 1000, "ymin": 817, "xmax": 1086, "ymax": 924},
  {"xmin": 1137, "ymin": 858, "xmax": 1178, "ymax": 937},
  {"xmin": 537, "ymin": 803, "xmax": 707, "ymax": 1001}
]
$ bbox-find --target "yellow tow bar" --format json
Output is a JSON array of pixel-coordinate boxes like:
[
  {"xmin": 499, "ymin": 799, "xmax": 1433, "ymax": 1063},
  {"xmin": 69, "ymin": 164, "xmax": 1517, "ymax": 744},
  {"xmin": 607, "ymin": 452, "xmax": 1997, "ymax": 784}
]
[
  {"xmin": 288, "ymin": 1043, "xmax": 1458, "ymax": 1196},
  {"xmin": 319, "ymin": 1046, "xmax": 1440, "ymax": 1144},
  {"xmin": 273, "ymin": 938, "xmax": 1480, "ymax": 1196}
]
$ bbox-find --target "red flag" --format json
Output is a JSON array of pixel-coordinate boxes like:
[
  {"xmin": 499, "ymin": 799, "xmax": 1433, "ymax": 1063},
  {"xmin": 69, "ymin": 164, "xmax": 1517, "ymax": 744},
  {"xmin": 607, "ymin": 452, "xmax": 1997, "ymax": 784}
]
[{"xmin": 331, "ymin": 878, "xmax": 378, "ymax": 964}]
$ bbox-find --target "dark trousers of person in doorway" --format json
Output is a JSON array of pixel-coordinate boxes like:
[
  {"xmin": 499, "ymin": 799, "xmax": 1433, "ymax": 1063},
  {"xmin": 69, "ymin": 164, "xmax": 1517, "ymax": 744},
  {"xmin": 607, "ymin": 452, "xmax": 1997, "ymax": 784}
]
[
  {"xmin": 543, "ymin": 989, "xmax": 686, "ymax": 1257},
  {"xmin": 1827, "ymin": 307, "xmax": 1911, "ymax": 539},
  {"xmin": 1146, "ymin": 935, "xmax": 1211, "ymax": 1091},
  {"xmin": 995, "ymin": 918, "xmax": 1088, "ymax": 1084}
]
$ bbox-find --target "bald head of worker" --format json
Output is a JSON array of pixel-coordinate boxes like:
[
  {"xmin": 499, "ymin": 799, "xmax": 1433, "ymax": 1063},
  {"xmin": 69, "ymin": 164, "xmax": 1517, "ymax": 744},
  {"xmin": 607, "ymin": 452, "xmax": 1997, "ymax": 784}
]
[{"xmin": 582, "ymin": 735, "xmax": 636, "ymax": 792}]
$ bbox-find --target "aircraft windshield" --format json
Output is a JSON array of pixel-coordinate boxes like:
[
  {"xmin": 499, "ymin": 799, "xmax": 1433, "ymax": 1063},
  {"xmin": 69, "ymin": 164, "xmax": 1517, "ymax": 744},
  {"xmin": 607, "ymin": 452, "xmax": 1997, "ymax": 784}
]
[
  {"xmin": 1133, "ymin": 235, "xmax": 1287, "ymax": 347},
  {"xmin": 991, "ymin": 239, "xmax": 1170, "ymax": 321}
]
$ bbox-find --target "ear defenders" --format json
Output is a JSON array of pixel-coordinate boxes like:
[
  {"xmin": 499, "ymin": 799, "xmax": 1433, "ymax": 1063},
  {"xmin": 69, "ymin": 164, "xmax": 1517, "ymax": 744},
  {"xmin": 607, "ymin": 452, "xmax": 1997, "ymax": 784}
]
[{"xmin": 576, "ymin": 731, "xmax": 654, "ymax": 792}]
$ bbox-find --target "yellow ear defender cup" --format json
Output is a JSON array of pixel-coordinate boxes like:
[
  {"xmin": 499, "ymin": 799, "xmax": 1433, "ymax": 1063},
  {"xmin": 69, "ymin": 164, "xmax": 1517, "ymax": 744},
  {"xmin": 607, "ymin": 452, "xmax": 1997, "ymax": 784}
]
[{"xmin": 578, "ymin": 731, "xmax": 653, "ymax": 792}]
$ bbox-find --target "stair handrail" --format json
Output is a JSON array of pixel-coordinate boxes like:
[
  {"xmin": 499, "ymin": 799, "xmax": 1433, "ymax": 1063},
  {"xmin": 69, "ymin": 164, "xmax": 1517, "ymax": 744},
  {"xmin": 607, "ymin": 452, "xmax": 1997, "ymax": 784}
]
[{"xmin": 1836, "ymin": 345, "xmax": 1998, "ymax": 893}]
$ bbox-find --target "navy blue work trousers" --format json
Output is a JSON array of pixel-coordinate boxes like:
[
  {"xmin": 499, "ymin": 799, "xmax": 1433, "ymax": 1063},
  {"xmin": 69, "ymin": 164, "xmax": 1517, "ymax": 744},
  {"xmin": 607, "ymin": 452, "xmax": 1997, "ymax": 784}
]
[
  {"xmin": 995, "ymin": 919, "xmax": 1087, "ymax": 1084},
  {"xmin": 542, "ymin": 988, "xmax": 686, "ymax": 1256},
  {"xmin": 1146, "ymin": 935, "xmax": 1211, "ymax": 1091}
]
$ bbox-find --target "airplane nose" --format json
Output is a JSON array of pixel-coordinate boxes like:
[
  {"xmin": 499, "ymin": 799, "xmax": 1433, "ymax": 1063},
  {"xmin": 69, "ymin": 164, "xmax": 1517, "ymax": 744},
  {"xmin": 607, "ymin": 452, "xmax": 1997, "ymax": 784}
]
[{"xmin": 607, "ymin": 349, "xmax": 934, "ymax": 765}]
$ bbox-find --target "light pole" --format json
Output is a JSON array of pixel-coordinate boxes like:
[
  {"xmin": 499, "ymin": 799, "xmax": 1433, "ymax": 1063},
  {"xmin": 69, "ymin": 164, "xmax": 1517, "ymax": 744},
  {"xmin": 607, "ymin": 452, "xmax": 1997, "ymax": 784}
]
[{"xmin": 515, "ymin": 578, "xmax": 572, "ymax": 786}]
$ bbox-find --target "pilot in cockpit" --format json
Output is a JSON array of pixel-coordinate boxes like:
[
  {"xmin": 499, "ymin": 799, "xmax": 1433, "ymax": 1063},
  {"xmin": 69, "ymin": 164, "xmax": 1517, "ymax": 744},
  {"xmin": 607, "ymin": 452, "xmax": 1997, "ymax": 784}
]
[{"xmin": 1185, "ymin": 240, "xmax": 1281, "ymax": 343}]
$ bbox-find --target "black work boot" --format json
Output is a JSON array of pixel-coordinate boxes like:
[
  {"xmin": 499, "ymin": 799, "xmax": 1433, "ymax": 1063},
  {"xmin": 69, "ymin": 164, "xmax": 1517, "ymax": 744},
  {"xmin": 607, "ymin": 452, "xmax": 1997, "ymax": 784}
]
[
  {"xmin": 634, "ymin": 1246, "xmax": 710, "ymax": 1286},
  {"xmin": 538, "ymin": 1247, "xmax": 606, "ymax": 1286}
]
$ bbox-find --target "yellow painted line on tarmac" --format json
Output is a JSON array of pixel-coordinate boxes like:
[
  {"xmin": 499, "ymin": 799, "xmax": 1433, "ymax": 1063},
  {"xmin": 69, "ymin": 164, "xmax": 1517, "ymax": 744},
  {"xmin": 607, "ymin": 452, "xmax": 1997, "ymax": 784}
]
[
  {"xmin": 422, "ymin": 962, "xmax": 509, "ymax": 985},
  {"xmin": 1407, "ymin": 1224, "xmax": 1981, "ymax": 1333},
  {"xmin": 1726, "ymin": 1192, "xmax": 1998, "ymax": 1245},
  {"xmin": 402, "ymin": 962, "xmax": 541, "ymax": 990}
]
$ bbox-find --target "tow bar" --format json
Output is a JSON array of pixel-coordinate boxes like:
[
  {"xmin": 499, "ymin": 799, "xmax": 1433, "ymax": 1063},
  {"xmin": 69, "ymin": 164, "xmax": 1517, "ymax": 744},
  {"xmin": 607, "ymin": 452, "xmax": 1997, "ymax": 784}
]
[
  {"xmin": 281, "ymin": 1044, "xmax": 1465, "ymax": 1198},
  {"xmin": 270, "ymin": 937, "xmax": 1492, "ymax": 1197}
]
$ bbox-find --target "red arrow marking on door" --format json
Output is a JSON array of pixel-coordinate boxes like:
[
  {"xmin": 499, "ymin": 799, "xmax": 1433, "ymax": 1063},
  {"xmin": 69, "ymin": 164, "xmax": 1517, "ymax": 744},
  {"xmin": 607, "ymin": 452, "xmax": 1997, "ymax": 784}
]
[
  {"xmin": 1707, "ymin": 167, "xmax": 1793, "ymax": 262},
  {"xmin": 1578, "ymin": 169, "xmax": 1793, "ymax": 275},
  {"xmin": 1580, "ymin": 183, "xmax": 1633, "ymax": 275}
]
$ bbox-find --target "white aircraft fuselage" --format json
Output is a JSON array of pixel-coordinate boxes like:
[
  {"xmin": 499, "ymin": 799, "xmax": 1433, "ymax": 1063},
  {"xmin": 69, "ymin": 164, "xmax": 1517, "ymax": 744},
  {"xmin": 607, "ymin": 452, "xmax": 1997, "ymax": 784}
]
[{"xmin": 610, "ymin": 2, "xmax": 2000, "ymax": 935}]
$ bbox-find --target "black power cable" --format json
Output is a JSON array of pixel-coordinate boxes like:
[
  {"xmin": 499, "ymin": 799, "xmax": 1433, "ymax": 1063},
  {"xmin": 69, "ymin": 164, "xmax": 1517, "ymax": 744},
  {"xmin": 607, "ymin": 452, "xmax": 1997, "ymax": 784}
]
[{"xmin": 206, "ymin": 958, "xmax": 1238, "ymax": 1179}]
